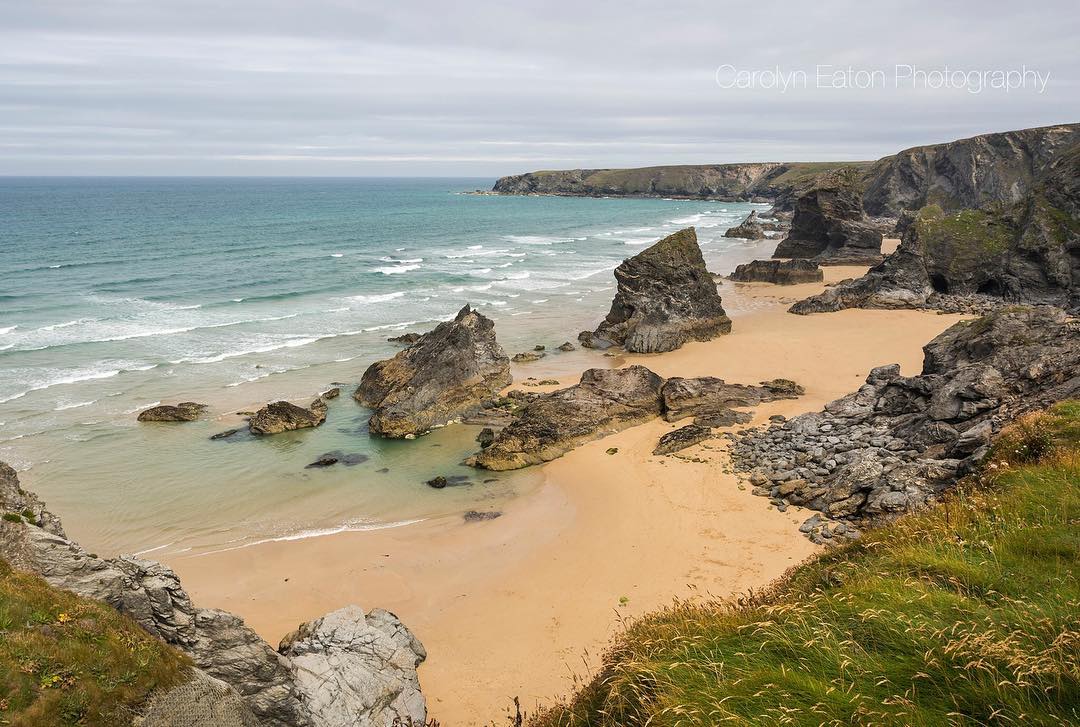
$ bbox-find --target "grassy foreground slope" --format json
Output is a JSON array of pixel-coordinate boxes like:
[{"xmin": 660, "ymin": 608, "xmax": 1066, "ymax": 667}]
[
  {"xmin": 535, "ymin": 402, "xmax": 1080, "ymax": 726},
  {"xmin": 0, "ymin": 558, "xmax": 190, "ymax": 726}
]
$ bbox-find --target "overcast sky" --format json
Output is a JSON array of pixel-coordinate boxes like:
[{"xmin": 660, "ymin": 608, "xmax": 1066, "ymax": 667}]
[{"xmin": 1, "ymin": 1, "xmax": 1078, "ymax": 177}]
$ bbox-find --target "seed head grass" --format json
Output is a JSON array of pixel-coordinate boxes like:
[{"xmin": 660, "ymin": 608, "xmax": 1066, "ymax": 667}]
[{"xmin": 533, "ymin": 401, "xmax": 1080, "ymax": 726}]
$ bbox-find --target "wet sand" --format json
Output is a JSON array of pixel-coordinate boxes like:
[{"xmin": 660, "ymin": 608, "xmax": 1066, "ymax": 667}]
[{"xmin": 167, "ymin": 245, "xmax": 969, "ymax": 724}]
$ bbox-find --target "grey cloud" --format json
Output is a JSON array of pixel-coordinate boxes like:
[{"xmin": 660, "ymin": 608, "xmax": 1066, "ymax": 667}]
[{"xmin": 0, "ymin": 1, "xmax": 1077, "ymax": 176}]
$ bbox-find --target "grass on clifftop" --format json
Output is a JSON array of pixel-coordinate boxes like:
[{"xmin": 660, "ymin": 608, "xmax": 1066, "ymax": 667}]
[
  {"xmin": 533, "ymin": 402, "xmax": 1080, "ymax": 726},
  {"xmin": 0, "ymin": 557, "xmax": 191, "ymax": 726}
]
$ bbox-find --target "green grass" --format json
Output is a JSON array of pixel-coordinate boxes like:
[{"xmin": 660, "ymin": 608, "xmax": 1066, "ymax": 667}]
[
  {"xmin": 0, "ymin": 557, "xmax": 191, "ymax": 726},
  {"xmin": 533, "ymin": 402, "xmax": 1080, "ymax": 726}
]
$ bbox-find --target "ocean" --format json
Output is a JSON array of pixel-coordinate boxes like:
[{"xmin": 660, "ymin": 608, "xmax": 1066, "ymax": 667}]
[{"xmin": 0, "ymin": 177, "xmax": 777, "ymax": 558}]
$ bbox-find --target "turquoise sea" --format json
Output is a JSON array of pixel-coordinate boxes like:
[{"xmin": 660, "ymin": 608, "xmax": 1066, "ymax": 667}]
[{"xmin": 0, "ymin": 177, "xmax": 776, "ymax": 558}]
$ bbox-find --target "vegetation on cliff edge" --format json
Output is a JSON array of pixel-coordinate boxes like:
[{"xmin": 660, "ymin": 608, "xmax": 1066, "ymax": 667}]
[
  {"xmin": 533, "ymin": 401, "xmax": 1080, "ymax": 726},
  {"xmin": 0, "ymin": 558, "xmax": 191, "ymax": 726}
]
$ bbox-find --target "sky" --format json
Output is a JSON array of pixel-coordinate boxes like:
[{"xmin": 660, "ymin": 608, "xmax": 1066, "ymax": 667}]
[{"xmin": 1, "ymin": 1, "xmax": 1078, "ymax": 177}]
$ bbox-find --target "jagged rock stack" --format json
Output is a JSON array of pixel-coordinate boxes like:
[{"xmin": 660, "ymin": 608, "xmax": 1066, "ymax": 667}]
[
  {"xmin": 723, "ymin": 210, "xmax": 766, "ymax": 239},
  {"xmin": 772, "ymin": 167, "xmax": 883, "ymax": 265},
  {"xmin": 356, "ymin": 304, "xmax": 512, "ymax": 437},
  {"xmin": 578, "ymin": 227, "xmax": 731, "ymax": 353}
]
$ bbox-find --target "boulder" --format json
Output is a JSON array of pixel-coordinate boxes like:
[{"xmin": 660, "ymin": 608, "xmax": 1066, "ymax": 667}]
[
  {"xmin": 248, "ymin": 399, "xmax": 327, "ymax": 435},
  {"xmin": 557, "ymin": 341, "xmax": 576, "ymax": 352},
  {"xmin": 512, "ymin": 351, "xmax": 545, "ymax": 363},
  {"xmin": 772, "ymin": 167, "xmax": 883, "ymax": 265},
  {"xmin": 355, "ymin": 305, "xmax": 512, "ymax": 438},
  {"xmin": 723, "ymin": 210, "xmax": 766, "ymax": 239},
  {"xmin": 730, "ymin": 259, "xmax": 824, "ymax": 285},
  {"xmin": 468, "ymin": 366, "xmax": 665, "ymax": 470},
  {"xmin": 137, "ymin": 402, "xmax": 207, "ymax": 422},
  {"xmin": 579, "ymin": 228, "xmax": 731, "ymax": 353},
  {"xmin": 653, "ymin": 424, "xmax": 712, "ymax": 455},
  {"xmin": 278, "ymin": 606, "xmax": 427, "ymax": 727}
]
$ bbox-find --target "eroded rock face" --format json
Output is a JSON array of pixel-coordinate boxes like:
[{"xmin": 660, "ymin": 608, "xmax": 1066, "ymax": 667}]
[
  {"xmin": 863, "ymin": 123, "xmax": 1080, "ymax": 217},
  {"xmin": 279, "ymin": 606, "xmax": 427, "ymax": 727},
  {"xmin": 0, "ymin": 465, "xmax": 428, "ymax": 727},
  {"xmin": 468, "ymin": 366, "xmax": 665, "ymax": 470},
  {"xmin": 730, "ymin": 259, "xmax": 823, "ymax": 285},
  {"xmin": 731, "ymin": 308, "xmax": 1080, "ymax": 527},
  {"xmin": 356, "ymin": 305, "xmax": 511, "ymax": 438},
  {"xmin": 772, "ymin": 168, "xmax": 883, "ymax": 265},
  {"xmin": 580, "ymin": 228, "xmax": 731, "ymax": 353},
  {"xmin": 793, "ymin": 137, "xmax": 1080, "ymax": 316},
  {"xmin": 249, "ymin": 399, "xmax": 327, "ymax": 435},
  {"xmin": 723, "ymin": 210, "xmax": 766, "ymax": 239},
  {"xmin": 137, "ymin": 402, "xmax": 207, "ymax": 422}
]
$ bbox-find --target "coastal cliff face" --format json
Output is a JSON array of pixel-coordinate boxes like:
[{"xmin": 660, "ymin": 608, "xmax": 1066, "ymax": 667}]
[
  {"xmin": 792, "ymin": 138, "xmax": 1080, "ymax": 315},
  {"xmin": 491, "ymin": 161, "xmax": 870, "ymax": 204},
  {"xmin": 0, "ymin": 463, "xmax": 428, "ymax": 727},
  {"xmin": 862, "ymin": 123, "xmax": 1080, "ymax": 217}
]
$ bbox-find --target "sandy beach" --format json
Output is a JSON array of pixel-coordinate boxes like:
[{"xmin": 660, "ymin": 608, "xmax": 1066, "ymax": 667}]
[{"xmin": 166, "ymin": 246, "xmax": 970, "ymax": 724}]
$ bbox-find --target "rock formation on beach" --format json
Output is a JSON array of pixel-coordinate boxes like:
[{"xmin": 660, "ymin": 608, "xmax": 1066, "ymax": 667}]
[
  {"xmin": 772, "ymin": 167, "xmax": 883, "ymax": 265},
  {"xmin": 723, "ymin": 210, "xmax": 766, "ymax": 239},
  {"xmin": 137, "ymin": 402, "xmax": 208, "ymax": 422},
  {"xmin": 355, "ymin": 304, "xmax": 512, "ymax": 438},
  {"xmin": 731, "ymin": 308, "xmax": 1080, "ymax": 533},
  {"xmin": 791, "ymin": 138, "xmax": 1080, "ymax": 315},
  {"xmin": 730, "ymin": 259, "xmax": 823, "ymax": 285},
  {"xmin": 468, "ymin": 366, "xmax": 665, "ymax": 470},
  {"xmin": 579, "ymin": 227, "xmax": 731, "ymax": 353},
  {"xmin": 249, "ymin": 398, "xmax": 328, "ymax": 435},
  {"xmin": 661, "ymin": 377, "xmax": 803, "ymax": 422},
  {"xmin": 0, "ymin": 463, "xmax": 427, "ymax": 727}
]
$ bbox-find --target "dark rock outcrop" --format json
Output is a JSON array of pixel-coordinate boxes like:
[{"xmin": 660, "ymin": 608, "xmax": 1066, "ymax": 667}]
[
  {"xmin": 0, "ymin": 465, "xmax": 428, "ymax": 727},
  {"xmin": 730, "ymin": 259, "xmax": 823, "ymax": 285},
  {"xmin": 653, "ymin": 424, "xmax": 712, "ymax": 455},
  {"xmin": 137, "ymin": 402, "xmax": 207, "ymax": 422},
  {"xmin": 467, "ymin": 366, "xmax": 665, "ymax": 470},
  {"xmin": 723, "ymin": 210, "xmax": 766, "ymax": 239},
  {"xmin": 772, "ymin": 168, "xmax": 883, "ymax": 265},
  {"xmin": 355, "ymin": 305, "xmax": 512, "ymax": 438},
  {"xmin": 249, "ymin": 399, "xmax": 327, "ymax": 435},
  {"xmin": 731, "ymin": 308, "xmax": 1080, "ymax": 529},
  {"xmin": 579, "ymin": 228, "xmax": 731, "ymax": 353},
  {"xmin": 661, "ymin": 377, "xmax": 802, "ymax": 423},
  {"xmin": 387, "ymin": 332, "xmax": 421, "ymax": 345},
  {"xmin": 792, "ymin": 140, "xmax": 1080, "ymax": 315},
  {"xmin": 863, "ymin": 123, "xmax": 1080, "ymax": 217}
]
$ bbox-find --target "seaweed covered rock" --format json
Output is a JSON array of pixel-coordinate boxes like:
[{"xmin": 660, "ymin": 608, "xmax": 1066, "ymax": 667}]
[
  {"xmin": 468, "ymin": 366, "xmax": 665, "ymax": 470},
  {"xmin": 772, "ymin": 167, "xmax": 883, "ymax": 265},
  {"xmin": 355, "ymin": 305, "xmax": 512, "ymax": 438},
  {"xmin": 579, "ymin": 228, "xmax": 731, "ymax": 353},
  {"xmin": 730, "ymin": 259, "xmax": 823, "ymax": 285},
  {"xmin": 249, "ymin": 399, "xmax": 327, "ymax": 435},
  {"xmin": 137, "ymin": 402, "xmax": 207, "ymax": 422},
  {"xmin": 723, "ymin": 210, "xmax": 766, "ymax": 239}
]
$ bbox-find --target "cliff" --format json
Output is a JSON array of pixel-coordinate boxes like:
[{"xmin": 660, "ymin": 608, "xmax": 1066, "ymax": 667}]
[{"xmin": 491, "ymin": 161, "xmax": 871, "ymax": 204}]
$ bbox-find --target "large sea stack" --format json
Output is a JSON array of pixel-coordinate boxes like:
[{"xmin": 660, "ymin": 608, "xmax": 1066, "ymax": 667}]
[
  {"xmin": 579, "ymin": 227, "xmax": 731, "ymax": 353},
  {"xmin": 771, "ymin": 167, "xmax": 883, "ymax": 265},
  {"xmin": 355, "ymin": 305, "xmax": 512, "ymax": 437}
]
